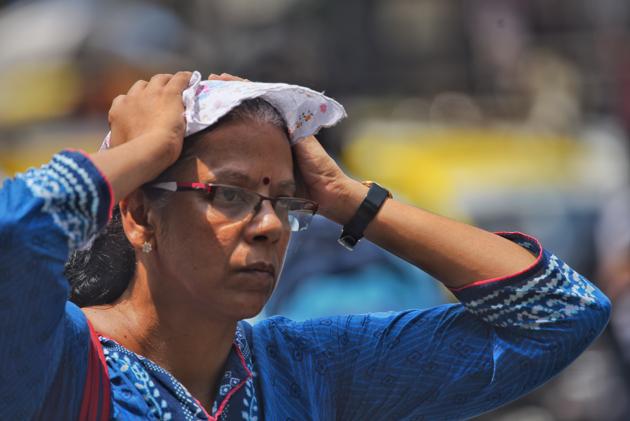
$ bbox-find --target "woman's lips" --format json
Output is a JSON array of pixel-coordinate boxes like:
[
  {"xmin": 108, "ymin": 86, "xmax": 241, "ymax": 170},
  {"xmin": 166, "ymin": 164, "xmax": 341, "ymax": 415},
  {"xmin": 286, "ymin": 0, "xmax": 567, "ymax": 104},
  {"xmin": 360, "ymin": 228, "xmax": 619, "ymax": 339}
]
[
  {"xmin": 241, "ymin": 262, "xmax": 276, "ymax": 277},
  {"xmin": 233, "ymin": 263, "xmax": 276, "ymax": 292}
]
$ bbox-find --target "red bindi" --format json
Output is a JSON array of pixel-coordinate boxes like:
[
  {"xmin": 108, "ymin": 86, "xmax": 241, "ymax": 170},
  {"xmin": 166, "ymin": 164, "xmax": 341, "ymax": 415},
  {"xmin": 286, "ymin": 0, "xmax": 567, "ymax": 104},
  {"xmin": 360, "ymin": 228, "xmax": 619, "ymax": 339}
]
[{"xmin": 262, "ymin": 177, "xmax": 270, "ymax": 185}]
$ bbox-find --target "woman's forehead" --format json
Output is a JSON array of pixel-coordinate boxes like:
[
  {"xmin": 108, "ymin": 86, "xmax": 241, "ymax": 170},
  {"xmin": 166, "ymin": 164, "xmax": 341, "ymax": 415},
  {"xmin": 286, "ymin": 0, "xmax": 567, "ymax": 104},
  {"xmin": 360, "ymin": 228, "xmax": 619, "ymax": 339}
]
[
  {"xmin": 189, "ymin": 120, "xmax": 294, "ymax": 186},
  {"xmin": 195, "ymin": 119, "xmax": 291, "ymax": 157}
]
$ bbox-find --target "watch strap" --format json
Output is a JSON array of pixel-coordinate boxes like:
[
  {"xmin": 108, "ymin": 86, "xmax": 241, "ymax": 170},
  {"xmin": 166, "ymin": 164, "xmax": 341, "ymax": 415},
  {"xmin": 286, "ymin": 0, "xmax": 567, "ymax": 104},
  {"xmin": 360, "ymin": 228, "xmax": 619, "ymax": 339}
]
[{"xmin": 338, "ymin": 182, "xmax": 390, "ymax": 250}]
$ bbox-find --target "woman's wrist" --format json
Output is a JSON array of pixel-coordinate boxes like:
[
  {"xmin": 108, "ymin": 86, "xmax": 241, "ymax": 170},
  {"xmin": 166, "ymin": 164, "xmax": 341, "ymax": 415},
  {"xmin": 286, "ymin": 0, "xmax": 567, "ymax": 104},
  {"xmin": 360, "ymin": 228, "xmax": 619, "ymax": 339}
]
[{"xmin": 141, "ymin": 130, "xmax": 184, "ymax": 170}]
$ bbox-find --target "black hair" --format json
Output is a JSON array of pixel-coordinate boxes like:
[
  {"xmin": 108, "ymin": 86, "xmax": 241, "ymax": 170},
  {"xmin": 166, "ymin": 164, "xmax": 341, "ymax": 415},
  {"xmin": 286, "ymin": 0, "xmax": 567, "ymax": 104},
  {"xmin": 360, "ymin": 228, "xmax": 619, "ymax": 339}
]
[
  {"xmin": 65, "ymin": 208, "xmax": 134, "ymax": 307},
  {"xmin": 65, "ymin": 98, "xmax": 289, "ymax": 307}
]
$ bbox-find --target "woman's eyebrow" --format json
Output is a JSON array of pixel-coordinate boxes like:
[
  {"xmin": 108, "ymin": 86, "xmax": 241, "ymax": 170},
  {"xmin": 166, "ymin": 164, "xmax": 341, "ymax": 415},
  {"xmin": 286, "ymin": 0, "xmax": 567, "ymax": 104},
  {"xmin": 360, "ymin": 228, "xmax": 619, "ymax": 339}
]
[
  {"xmin": 207, "ymin": 169, "xmax": 253, "ymax": 185},
  {"xmin": 277, "ymin": 180, "xmax": 297, "ymax": 194}
]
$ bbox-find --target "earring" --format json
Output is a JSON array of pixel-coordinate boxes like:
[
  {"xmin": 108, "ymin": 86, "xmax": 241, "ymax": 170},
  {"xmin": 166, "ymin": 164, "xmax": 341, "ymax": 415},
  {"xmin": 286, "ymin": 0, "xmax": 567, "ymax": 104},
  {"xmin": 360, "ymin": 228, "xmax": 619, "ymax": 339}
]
[{"xmin": 142, "ymin": 241, "xmax": 152, "ymax": 254}]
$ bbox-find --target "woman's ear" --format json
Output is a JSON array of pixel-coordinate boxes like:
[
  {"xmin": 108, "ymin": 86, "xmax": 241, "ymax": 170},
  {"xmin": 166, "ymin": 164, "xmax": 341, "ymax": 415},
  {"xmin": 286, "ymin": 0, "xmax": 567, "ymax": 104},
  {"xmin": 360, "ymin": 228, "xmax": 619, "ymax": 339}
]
[{"xmin": 119, "ymin": 190, "xmax": 154, "ymax": 251}]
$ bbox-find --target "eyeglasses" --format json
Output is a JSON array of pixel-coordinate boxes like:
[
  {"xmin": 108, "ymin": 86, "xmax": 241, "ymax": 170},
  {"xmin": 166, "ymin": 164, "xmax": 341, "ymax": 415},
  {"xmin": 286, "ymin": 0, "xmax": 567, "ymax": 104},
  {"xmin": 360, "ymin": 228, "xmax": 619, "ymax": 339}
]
[{"xmin": 149, "ymin": 182, "xmax": 318, "ymax": 232}]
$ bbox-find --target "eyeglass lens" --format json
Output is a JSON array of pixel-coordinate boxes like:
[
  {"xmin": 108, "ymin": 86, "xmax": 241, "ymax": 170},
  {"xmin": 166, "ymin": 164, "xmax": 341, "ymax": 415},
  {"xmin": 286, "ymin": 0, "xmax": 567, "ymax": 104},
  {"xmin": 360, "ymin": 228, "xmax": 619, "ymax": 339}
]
[{"xmin": 208, "ymin": 185, "xmax": 314, "ymax": 232}]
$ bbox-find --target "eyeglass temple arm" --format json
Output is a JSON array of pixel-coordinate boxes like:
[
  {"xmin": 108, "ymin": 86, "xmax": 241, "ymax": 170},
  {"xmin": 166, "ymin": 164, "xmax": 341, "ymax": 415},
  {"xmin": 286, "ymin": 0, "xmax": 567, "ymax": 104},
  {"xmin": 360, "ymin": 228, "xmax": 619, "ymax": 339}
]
[
  {"xmin": 149, "ymin": 182, "xmax": 212, "ymax": 192},
  {"xmin": 149, "ymin": 182, "xmax": 179, "ymax": 192}
]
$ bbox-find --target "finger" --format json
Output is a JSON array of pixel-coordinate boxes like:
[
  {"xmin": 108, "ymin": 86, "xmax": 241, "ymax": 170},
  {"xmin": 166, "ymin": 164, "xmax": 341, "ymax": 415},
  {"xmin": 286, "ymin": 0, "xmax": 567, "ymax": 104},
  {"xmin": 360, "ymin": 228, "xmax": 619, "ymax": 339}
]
[
  {"xmin": 208, "ymin": 73, "xmax": 229, "ymax": 80},
  {"xmin": 148, "ymin": 73, "xmax": 173, "ymax": 89},
  {"xmin": 127, "ymin": 80, "xmax": 147, "ymax": 95},
  {"xmin": 208, "ymin": 73, "xmax": 247, "ymax": 82},
  {"xmin": 111, "ymin": 94, "xmax": 126, "ymax": 107},
  {"xmin": 108, "ymin": 94, "xmax": 126, "ymax": 119},
  {"xmin": 222, "ymin": 72, "xmax": 248, "ymax": 81},
  {"xmin": 293, "ymin": 135, "xmax": 326, "ymax": 155},
  {"xmin": 211, "ymin": 72, "xmax": 248, "ymax": 82},
  {"xmin": 166, "ymin": 71, "xmax": 193, "ymax": 92},
  {"xmin": 108, "ymin": 96, "xmax": 126, "ymax": 133}
]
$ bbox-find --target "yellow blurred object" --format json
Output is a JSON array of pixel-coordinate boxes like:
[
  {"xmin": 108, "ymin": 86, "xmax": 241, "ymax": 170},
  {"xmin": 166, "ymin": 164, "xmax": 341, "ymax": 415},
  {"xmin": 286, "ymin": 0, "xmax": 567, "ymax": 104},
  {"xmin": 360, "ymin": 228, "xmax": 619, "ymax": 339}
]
[
  {"xmin": 0, "ymin": 130, "xmax": 101, "ymax": 176},
  {"xmin": 0, "ymin": 61, "xmax": 82, "ymax": 126},
  {"xmin": 343, "ymin": 124, "xmax": 588, "ymax": 218}
]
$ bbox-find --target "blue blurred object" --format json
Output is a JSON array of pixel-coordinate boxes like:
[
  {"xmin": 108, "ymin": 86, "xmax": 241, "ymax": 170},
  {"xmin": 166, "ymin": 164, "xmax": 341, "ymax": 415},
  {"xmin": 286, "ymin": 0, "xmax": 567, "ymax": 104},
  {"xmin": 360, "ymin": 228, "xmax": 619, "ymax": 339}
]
[{"xmin": 262, "ymin": 215, "xmax": 447, "ymax": 321}]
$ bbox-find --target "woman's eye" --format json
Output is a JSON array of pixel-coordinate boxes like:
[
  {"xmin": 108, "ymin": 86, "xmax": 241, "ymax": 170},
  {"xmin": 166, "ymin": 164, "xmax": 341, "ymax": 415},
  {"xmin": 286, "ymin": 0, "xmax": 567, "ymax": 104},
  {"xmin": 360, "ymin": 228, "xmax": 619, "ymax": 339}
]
[
  {"xmin": 214, "ymin": 187, "xmax": 248, "ymax": 205},
  {"xmin": 220, "ymin": 189, "xmax": 237, "ymax": 201}
]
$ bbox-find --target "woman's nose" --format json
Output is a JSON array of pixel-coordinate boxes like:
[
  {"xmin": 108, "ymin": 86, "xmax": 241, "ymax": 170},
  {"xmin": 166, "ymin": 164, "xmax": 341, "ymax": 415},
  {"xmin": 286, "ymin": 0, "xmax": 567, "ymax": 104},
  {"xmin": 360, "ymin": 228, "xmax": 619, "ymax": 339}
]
[{"xmin": 246, "ymin": 200, "xmax": 284, "ymax": 243}]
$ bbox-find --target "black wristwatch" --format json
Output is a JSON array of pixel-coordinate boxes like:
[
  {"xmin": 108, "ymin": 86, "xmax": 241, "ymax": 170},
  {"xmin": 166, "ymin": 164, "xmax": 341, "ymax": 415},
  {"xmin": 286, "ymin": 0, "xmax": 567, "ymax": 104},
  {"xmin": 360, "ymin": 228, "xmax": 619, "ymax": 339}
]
[{"xmin": 338, "ymin": 181, "xmax": 392, "ymax": 250}]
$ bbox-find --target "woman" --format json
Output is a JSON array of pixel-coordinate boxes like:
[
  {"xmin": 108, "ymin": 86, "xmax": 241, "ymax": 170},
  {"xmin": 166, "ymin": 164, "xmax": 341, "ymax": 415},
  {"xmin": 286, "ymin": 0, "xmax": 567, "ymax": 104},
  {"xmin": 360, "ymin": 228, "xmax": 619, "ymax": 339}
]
[{"xmin": 0, "ymin": 71, "xmax": 611, "ymax": 420}]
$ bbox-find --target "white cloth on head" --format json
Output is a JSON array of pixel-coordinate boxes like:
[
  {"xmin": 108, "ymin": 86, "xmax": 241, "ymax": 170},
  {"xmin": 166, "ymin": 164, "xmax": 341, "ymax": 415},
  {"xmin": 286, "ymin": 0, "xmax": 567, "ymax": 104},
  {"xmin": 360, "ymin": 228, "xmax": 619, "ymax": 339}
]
[{"xmin": 101, "ymin": 71, "xmax": 346, "ymax": 149}]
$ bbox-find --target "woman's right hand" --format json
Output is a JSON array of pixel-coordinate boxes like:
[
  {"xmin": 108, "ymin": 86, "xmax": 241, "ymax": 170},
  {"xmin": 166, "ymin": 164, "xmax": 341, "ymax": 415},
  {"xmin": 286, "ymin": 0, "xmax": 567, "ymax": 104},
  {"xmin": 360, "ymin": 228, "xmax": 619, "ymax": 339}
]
[
  {"xmin": 90, "ymin": 71, "xmax": 192, "ymax": 202},
  {"xmin": 107, "ymin": 71, "xmax": 192, "ymax": 167}
]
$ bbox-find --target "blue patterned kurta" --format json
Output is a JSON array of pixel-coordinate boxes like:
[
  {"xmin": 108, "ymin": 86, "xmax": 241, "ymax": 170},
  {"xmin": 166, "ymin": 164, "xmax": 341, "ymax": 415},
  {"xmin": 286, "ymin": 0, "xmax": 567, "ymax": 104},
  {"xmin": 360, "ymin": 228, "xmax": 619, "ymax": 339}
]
[{"xmin": 0, "ymin": 150, "xmax": 611, "ymax": 420}]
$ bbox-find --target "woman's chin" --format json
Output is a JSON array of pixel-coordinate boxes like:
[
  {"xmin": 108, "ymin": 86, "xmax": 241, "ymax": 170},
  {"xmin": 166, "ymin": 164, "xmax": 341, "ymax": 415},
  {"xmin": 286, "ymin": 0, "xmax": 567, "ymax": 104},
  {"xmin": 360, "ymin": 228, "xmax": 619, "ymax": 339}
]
[
  {"xmin": 187, "ymin": 288, "xmax": 271, "ymax": 321},
  {"xmin": 225, "ymin": 291, "xmax": 270, "ymax": 320},
  {"xmin": 238, "ymin": 307, "xmax": 264, "ymax": 320}
]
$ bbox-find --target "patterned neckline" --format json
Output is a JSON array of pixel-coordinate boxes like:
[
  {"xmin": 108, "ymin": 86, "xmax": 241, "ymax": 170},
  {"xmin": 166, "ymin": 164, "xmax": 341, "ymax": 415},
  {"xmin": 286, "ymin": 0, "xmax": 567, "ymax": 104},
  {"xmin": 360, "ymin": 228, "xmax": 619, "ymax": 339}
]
[{"xmin": 99, "ymin": 323, "xmax": 256, "ymax": 420}]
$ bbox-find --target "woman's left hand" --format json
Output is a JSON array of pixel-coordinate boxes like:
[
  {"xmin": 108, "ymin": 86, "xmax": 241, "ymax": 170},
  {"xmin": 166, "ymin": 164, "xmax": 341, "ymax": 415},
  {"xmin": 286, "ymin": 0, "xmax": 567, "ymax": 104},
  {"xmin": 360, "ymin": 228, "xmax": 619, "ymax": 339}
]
[{"xmin": 292, "ymin": 136, "xmax": 364, "ymax": 224}]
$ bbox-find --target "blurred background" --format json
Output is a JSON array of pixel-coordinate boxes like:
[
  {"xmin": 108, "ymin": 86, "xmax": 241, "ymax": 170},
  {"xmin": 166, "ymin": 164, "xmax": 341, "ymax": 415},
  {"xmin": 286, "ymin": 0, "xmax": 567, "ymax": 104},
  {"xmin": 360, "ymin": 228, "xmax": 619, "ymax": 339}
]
[{"xmin": 2, "ymin": 0, "xmax": 630, "ymax": 419}]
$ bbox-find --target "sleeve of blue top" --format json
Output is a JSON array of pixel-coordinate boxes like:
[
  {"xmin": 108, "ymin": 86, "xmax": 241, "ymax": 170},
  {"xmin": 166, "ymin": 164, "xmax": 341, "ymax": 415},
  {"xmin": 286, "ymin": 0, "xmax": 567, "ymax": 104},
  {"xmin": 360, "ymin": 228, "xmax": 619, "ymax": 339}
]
[
  {"xmin": 0, "ymin": 151, "xmax": 112, "ymax": 420},
  {"xmin": 253, "ymin": 233, "xmax": 612, "ymax": 420}
]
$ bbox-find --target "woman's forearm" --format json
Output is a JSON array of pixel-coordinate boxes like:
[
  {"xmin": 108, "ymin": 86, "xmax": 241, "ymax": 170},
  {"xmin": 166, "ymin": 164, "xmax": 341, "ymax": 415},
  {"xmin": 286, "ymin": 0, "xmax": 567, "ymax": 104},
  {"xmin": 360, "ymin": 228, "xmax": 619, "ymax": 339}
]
[{"xmin": 336, "ymin": 179, "xmax": 536, "ymax": 289}]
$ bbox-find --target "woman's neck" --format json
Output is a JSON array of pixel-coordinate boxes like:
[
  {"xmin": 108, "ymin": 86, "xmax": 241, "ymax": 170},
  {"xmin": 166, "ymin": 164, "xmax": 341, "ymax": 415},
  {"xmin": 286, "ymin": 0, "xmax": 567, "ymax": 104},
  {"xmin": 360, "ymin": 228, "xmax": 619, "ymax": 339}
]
[{"xmin": 82, "ymin": 266, "xmax": 237, "ymax": 412}]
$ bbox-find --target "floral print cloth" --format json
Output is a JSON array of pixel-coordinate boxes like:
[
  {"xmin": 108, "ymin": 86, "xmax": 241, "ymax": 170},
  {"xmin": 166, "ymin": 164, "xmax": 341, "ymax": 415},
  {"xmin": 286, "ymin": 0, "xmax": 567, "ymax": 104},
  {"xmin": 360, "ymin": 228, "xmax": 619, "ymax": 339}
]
[{"xmin": 102, "ymin": 71, "xmax": 346, "ymax": 149}]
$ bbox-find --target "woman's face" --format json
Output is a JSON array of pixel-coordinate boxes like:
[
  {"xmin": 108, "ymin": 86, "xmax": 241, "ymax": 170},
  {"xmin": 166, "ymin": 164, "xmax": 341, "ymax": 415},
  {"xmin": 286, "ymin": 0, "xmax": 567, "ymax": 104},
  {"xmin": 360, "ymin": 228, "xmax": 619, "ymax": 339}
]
[{"xmin": 149, "ymin": 118, "xmax": 294, "ymax": 320}]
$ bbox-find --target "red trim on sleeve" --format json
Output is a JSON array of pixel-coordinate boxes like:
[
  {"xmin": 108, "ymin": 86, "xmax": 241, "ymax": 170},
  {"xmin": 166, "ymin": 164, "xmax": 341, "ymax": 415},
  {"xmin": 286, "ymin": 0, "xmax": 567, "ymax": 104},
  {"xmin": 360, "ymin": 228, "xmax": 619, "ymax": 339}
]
[
  {"xmin": 79, "ymin": 321, "xmax": 111, "ymax": 421},
  {"xmin": 449, "ymin": 231, "xmax": 543, "ymax": 292},
  {"xmin": 71, "ymin": 149, "xmax": 116, "ymax": 222}
]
